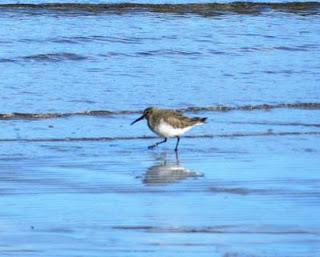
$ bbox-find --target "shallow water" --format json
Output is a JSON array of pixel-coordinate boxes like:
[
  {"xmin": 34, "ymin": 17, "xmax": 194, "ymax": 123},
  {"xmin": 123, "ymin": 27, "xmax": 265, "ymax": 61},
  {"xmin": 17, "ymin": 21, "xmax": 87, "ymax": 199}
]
[{"xmin": 1, "ymin": 1, "xmax": 320, "ymax": 257}]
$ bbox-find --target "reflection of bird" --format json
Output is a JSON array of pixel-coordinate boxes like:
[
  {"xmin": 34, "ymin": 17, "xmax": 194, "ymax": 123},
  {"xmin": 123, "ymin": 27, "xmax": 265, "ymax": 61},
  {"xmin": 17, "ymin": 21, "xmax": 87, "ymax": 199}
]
[
  {"xmin": 131, "ymin": 107, "xmax": 207, "ymax": 151},
  {"xmin": 143, "ymin": 152, "xmax": 203, "ymax": 185}
]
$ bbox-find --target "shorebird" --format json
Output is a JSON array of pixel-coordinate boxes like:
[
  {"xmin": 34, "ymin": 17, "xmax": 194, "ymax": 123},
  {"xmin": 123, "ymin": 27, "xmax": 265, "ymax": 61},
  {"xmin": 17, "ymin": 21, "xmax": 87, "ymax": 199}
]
[{"xmin": 131, "ymin": 107, "xmax": 207, "ymax": 151}]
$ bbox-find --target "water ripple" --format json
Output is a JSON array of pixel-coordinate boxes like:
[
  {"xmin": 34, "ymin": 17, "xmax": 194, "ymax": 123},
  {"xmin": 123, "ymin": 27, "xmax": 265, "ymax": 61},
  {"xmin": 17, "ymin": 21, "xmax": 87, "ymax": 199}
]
[
  {"xmin": 21, "ymin": 52, "xmax": 88, "ymax": 62},
  {"xmin": 0, "ymin": 131, "xmax": 319, "ymax": 143},
  {"xmin": 1, "ymin": 103, "xmax": 319, "ymax": 120},
  {"xmin": 113, "ymin": 224, "xmax": 320, "ymax": 235}
]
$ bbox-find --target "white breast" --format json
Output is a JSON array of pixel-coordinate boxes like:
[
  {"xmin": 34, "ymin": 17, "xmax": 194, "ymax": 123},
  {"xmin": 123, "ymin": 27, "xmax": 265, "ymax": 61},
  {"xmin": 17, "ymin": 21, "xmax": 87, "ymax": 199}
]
[{"xmin": 153, "ymin": 119, "xmax": 193, "ymax": 138}]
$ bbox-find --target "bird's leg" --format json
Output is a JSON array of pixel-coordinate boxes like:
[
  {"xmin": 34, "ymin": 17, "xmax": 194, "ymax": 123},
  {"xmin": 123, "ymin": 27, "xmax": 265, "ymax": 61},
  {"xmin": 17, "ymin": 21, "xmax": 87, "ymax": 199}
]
[
  {"xmin": 148, "ymin": 138, "xmax": 167, "ymax": 149},
  {"xmin": 174, "ymin": 136, "xmax": 180, "ymax": 152},
  {"xmin": 175, "ymin": 150, "xmax": 180, "ymax": 165}
]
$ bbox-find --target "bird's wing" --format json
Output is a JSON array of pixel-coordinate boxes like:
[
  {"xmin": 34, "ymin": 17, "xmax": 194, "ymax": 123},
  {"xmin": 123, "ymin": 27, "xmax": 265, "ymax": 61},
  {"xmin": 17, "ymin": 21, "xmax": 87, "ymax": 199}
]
[{"xmin": 163, "ymin": 111, "xmax": 196, "ymax": 129}]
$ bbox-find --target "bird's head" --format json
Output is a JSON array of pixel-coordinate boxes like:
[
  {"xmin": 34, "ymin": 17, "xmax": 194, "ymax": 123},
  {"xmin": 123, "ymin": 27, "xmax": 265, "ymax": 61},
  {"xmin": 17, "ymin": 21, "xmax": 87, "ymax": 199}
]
[{"xmin": 130, "ymin": 107, "xmax": 155, "ymax": 125}]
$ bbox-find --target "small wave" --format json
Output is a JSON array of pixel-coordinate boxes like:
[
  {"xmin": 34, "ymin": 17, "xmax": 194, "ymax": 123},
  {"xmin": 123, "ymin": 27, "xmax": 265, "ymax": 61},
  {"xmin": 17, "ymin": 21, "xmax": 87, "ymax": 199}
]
[
  {"xmin": 2, "ymin": 53, "xmax": 89, "ymax": 63},
  {"xmin": 112, "ymin": 224, "xmax": 319, "ymax": 235},
  {"xmin": 1, "ymin": 103, "xmax": 320, "ymax": 120},
  {"xmin": 0, "ymin": 110, "xmax": 138, "ymax": 120},
  {"xmin": 49, "ymin": 35, "xmax": 144, "ymax": 45},
  {"xmin": 21, "ymin": 53, "xmax": 88, "ymax": 62},
  {"xmin": 231, "ymin": 121, "xmax": 320, "ymax": 128},
  {"xmin": 0, "ymin": 2, "xmax": 319, "ymax": 16},
  {"xmin": 137, "ymin": 50, "xmax": 201, "ymax": 57},
  {"xmin": 0, "ymin": 132, "xmax": 319, "ymax": 143},
  {"xmin": 0, "ymin": 58, "xmax": 16, "ymax": 63},
  {"xmin": 181, "ymin": 103, "xmax": 320, "ymax": 112},
  {"xmin": 208, "ymin": 186, "xmax": 320, "ymax": 198}
]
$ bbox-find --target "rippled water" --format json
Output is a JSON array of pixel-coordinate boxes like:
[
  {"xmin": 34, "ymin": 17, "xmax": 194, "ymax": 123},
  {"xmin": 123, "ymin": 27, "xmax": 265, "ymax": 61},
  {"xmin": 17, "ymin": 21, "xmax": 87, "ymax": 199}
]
[{"xmin": 0, "ymin": 1, "xmax": 320, "ymax": 257}]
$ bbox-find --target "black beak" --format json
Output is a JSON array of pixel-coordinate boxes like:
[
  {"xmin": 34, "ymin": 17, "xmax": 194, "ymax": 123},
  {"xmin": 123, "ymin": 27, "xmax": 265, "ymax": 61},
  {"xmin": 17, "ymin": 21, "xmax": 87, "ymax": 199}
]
[{"xmin": 130, "ymin": 114, "xmax": 145, "ymax": 125}]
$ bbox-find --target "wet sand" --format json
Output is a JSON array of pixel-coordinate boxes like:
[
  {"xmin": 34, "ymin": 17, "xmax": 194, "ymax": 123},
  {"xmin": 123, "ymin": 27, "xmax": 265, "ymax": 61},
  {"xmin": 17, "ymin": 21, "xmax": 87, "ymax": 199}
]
[{"xmin": 0, "ymin": 109, "xmax": 320, "ymax": 256}]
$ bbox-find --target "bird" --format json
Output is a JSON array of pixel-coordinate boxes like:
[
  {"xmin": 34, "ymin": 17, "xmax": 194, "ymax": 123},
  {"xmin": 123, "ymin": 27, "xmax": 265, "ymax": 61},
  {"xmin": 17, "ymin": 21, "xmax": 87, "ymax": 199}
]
[{"xmin": 131, "ymin": 107, "xmax": 207, "ymax": 151}]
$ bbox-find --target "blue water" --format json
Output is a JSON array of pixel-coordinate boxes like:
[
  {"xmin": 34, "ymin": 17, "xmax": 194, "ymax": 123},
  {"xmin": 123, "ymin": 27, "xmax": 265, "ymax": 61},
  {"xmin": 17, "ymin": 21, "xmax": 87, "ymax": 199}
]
[{"xmin": 0, "ymin": 1, "xmax": 320, "ymax": 256}]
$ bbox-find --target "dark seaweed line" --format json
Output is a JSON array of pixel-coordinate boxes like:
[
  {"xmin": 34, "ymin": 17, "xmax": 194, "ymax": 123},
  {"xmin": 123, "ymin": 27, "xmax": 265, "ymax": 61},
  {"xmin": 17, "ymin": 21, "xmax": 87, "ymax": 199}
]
[
  {"xmin": 2, "ymin": 185, "xmax": 320, "ymax": 197},
  {"xmin": 0, "ymin": 2, "xmax": 319, "ymax": 14},
  {"xmin": 231, "ymin": 121, "xmax": 320, "ymax": 128},
  {"xmin": 0, "ymin": 131, "xmax": 319, "ymax": 143},
  {"xmin": 113, "ymin": 225, "xmax": 320, "ymax": 235},
  {"xmin": 0, "ymin": 110, "xmax": 136, "ymax": 120},
  {"xmin": 1, "ymin": 102, "xmax": 320, "ymax": 120}
]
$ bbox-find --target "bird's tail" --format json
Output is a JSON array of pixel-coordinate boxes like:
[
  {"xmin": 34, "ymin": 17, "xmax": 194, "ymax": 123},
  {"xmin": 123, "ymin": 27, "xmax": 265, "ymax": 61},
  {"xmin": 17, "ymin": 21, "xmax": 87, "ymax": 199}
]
[
  {"xmin": 191, "ymin": 117, "xmax": 207, "ymax": 125},
  {"xmin": 199, "ymin": 117, "xmax": 207, "ymax": 123}
]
